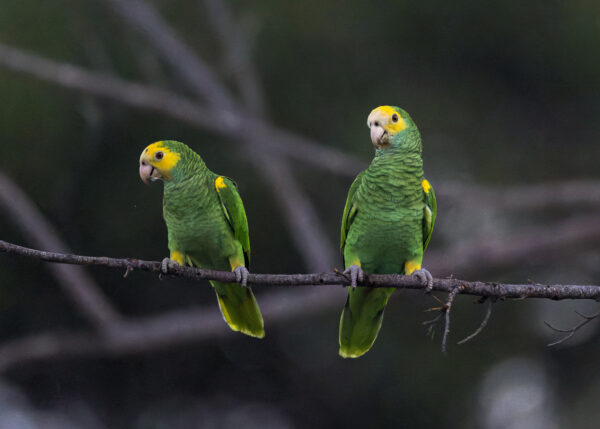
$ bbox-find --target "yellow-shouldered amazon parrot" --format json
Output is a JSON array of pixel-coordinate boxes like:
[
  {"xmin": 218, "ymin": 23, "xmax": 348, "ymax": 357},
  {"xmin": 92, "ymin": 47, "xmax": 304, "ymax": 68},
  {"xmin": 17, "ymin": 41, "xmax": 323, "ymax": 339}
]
[
  {"xmin": 139, "ymin": 140, "xmax": 264, "ymax": 338},
  {"xmin": 339, "ymin": 106, "xmax": 436, "ymax": 358}
]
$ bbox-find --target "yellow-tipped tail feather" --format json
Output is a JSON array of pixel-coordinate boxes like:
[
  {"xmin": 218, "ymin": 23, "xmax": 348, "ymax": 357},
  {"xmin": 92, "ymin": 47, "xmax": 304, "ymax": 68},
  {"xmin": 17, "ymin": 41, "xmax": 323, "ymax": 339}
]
[{"xmin": 212, "ymin": 281, "xmax": 265, "ymax": 338}]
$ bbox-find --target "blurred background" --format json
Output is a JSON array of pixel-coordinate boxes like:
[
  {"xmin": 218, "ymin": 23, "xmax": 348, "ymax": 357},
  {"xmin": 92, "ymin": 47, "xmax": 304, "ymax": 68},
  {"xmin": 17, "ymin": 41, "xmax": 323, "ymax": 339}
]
[{"xmin": 0, "ymin": 0, "xmax": 599, "ymax": 427}]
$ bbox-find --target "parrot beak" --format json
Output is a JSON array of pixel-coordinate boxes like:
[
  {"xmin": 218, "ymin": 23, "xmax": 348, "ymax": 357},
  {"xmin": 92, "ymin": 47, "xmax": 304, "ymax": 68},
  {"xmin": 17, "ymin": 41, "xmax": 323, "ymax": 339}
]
[
  {"xmin": 370, "ymin": 125, "xmax": 388, "ymax": 148},
  {"xmin": 139, "ymin": 153, "xmax": 161, "ymax": 184},
  {"xmin": 367, "ymin": 110, "xmax": 390, "ymax": 149}
]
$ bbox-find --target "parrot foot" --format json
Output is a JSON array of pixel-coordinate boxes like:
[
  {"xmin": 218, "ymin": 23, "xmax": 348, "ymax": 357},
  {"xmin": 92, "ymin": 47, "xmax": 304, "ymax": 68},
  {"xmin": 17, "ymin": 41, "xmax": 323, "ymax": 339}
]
[
  {"xmin": 161, "ymin": 257, "xmax": 180, "ymax": 274},
  {"xmin": 233, "ymin": 265, "xmax": 249, "ymax": 287},
  {"xmin": 343, "ymin": 265, "xmax": 364, "ymax": 288},
  {"xmin": 412, "ymin": 268, "xmax": 434, "ymax": 293}
]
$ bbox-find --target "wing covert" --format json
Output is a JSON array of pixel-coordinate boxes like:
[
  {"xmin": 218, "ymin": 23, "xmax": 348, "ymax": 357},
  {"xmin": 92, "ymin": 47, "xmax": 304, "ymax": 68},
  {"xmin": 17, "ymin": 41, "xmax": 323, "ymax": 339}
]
[
  {"xmin": 215, "ymin": 175, "xmax": 251, "ymax": 266},
  {"xmin": 341, "ymin": 171, "xmax": 365, "ymax": 251},
  {"xmin": 422, "ymin": 178, "xmax": 437, "ymax": 251}
]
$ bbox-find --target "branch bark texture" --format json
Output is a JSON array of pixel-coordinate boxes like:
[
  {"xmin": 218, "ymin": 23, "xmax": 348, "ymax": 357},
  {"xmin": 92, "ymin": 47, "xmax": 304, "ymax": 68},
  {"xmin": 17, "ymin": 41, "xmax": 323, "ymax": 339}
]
[{"xmin": 2, "ymin": 240, "xmax": 599, "ymax": 301}]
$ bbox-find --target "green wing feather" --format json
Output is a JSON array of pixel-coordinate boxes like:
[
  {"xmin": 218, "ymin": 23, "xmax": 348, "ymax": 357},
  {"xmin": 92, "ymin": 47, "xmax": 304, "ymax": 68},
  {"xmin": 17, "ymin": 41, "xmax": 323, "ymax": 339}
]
[
  {"xmin": 422, "ymin": 178, "xmax": 437, "ymax": 251},
  {"xmin": 340, "ymin": 171, "xmax": 365, "ymax": 252},
  {"xmin": 212, "ymin": 175, "xmax": 263, "ymax": 338},
  {"xmin": 215, "ymin": 175, "xmax": 251, "ymax": 266}
]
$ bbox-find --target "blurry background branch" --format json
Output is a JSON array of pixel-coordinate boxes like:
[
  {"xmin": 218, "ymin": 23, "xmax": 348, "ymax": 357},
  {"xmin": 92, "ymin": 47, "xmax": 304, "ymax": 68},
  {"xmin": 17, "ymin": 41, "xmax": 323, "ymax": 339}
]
[
  {"xmin": 199, "ymin": 0, "xmax": 335, "ymax": 269},
  {"xmin": 0, "ymin": 42, "xmax": 364, "ymax": 177},
  {"xmin": 428, "ymin": 212, "xmax": 600, "ymax": 275},
  {"xmin": 0, "ymin": 42, "xmax": 598, "ymax": 215},
  {"xmin": 0, "ymin": 172, "xmax": 122, "ymax": 331},
  {"xmin": 438, "ymin": 180, "xmax": 600, "ymax": 211}
]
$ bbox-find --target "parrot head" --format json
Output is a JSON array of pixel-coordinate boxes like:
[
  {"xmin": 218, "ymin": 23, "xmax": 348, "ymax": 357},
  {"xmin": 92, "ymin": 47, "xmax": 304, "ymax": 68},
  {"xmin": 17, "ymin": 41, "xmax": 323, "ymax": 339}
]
[
  {"xmin": 139, "ymin": 140, "xmax": 198, "ymax": 184},
  {"xmin": 367, "ymin": 106, "xmax": 418, "ymax": 151}
]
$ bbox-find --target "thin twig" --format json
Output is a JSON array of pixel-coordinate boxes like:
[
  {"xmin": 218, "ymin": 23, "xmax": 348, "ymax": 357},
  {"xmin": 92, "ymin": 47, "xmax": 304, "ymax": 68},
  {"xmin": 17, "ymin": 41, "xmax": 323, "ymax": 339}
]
[
  {"xmin": 545, "ymin": 310, "xmax": 600, "ymax": 347},
  {"xmin": 441, "ymin": 287, "xmax": 461, "ymax": 353},
  {"xmin": 422, "ymin": 312, "xmax": 444, "ymax": 340},
  {"xmin": 457, "ymin": 300, "xmax": 494, "ymax": 345}
]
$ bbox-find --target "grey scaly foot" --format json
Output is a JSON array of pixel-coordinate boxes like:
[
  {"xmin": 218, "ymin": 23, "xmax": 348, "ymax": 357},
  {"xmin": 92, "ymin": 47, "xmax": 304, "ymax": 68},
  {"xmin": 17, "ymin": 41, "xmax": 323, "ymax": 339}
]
[
  {"xmin": 161, "ymin": 257, "xmax": 180, "ymax": 274},
  {"xmin": 343, "ymin": 265, "xmax": 364, "ymax": 288},
  {"xmin": 412, "ymin": 268, "xmax": 433, "ymax": 293},
  {"xmin": 234, "ymin": 266, "xmax": 249, "ymax": 287}
]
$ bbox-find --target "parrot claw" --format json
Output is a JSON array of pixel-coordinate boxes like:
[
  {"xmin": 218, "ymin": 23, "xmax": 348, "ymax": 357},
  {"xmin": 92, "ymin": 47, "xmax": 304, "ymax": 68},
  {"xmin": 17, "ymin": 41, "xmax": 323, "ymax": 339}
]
[
  {"xmin": 161, "ymin": 257, "xmax": 180, "ymax": 274},
  {"xmin": 233, "ymin": 266, "xmax": 249, "ymax": 287},
  {"xmin": 412, "ymin": 268, "xmax": 434, "ymax": 293},
  {"xmin": 343, "ymin": 265, "xmax": 364, "ymax": 289}
]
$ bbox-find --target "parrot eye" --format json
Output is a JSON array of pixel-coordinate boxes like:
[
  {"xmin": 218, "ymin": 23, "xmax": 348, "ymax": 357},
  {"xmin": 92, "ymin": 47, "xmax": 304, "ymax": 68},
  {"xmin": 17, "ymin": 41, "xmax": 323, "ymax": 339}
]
[
  {"xmin": 391, "ymin": 114, "xmax": 399, "ymax": 123},
  {"xmin": 154, "ymin": 151, "xmax": 165, "ymax": 161}
]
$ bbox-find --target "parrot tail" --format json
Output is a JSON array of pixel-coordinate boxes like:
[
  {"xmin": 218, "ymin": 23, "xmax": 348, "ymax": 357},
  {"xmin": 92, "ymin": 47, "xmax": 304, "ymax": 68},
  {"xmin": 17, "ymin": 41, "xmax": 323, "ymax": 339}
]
[
  {"xmin": 211, "ymin": 281, "xmax": 265, "ymax": 338},
  {"xmin": 339, "ymin": 287, "xmax": 395, "ymax": 358}
]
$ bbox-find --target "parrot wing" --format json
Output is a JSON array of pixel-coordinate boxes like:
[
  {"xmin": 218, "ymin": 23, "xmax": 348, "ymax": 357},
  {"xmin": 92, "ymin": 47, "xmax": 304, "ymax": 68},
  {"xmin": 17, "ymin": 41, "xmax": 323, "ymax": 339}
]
[
  {"xmin": 422, "ymin": 178, "xmax": 437, "ymax": 251},
  {"xmin": 340, "ymin": 171, "xmax": 365, "ymax": 253},
  {"xmin": 214, "ymin": 175, "xmax": 251, "ymax": 267}
]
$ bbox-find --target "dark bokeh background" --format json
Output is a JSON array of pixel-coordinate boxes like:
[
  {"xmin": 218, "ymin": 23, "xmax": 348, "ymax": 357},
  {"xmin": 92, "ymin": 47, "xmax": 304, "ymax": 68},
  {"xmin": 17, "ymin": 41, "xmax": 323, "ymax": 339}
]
[{"xmin": 1, "ymin": 1, "xmax": 599, "ymax": 428}]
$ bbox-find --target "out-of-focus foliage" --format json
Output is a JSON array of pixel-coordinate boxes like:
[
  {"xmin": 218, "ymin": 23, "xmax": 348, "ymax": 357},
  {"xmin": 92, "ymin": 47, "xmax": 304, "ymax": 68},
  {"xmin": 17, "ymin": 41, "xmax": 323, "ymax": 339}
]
[{"xmin": 0, "ymin": 1, "xmax": 599, "ymax": 428}]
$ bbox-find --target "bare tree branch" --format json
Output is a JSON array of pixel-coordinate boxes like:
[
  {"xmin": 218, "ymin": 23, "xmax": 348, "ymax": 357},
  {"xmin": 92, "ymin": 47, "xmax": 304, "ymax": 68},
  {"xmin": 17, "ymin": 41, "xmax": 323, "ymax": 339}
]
[
  {"xmin": 2, "ymin": 240, "xmax": 600, "ymax": 300},
  {"xmin": 0, "ymin": 236, "xmax": 598, "ymax": 370},
  {"xmin": 0, "ymin": 172, "xmax": 121, "ymax": 330}
]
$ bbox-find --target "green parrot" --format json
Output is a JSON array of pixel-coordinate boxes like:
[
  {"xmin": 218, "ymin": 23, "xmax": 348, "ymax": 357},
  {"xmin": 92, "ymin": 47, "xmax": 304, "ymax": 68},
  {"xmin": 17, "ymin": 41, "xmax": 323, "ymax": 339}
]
[
  {"xmin": 338, "ymin": 106, "xmax": 436, "ymax": 358},
  {"xmin": 139, "ymin": 140, "xmax": 264, "ymax": 338}
]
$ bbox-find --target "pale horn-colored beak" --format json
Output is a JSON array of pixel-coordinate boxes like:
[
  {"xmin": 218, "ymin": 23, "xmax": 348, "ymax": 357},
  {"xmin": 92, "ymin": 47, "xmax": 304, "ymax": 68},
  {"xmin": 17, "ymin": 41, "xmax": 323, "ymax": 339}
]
[
  {"xmin": 367, "ymin": 109, "xmax": 390, "ymax": 148},
  {"xmin": 139, "ymin": 153, "xmax": 160, "ymax": 184},
  {"xmin": 370, "ymin": 125, "xmax": 387, "ymax": 147}
]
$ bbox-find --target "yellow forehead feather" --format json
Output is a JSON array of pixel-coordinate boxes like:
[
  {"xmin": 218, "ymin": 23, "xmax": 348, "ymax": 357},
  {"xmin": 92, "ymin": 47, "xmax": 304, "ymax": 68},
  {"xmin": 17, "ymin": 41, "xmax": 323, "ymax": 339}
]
[
  {"xmin": 369, "ymin": 106, "xmax": 407, "ymax": 134},
  {"xmin": 142, "ymin": 141, "xmax": 181, "ymax": 175}
]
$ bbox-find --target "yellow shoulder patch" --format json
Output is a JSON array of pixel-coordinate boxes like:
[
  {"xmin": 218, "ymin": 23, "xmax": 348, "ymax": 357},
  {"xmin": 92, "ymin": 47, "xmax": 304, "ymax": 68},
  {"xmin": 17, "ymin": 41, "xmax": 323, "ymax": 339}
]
[
  {"xmin": 422, "ymin": 179, "xmax": 431, "ymax": 194},
  {"xmin": 215, "ymin": 176, "xmax": 227, "ymax": 191}
]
